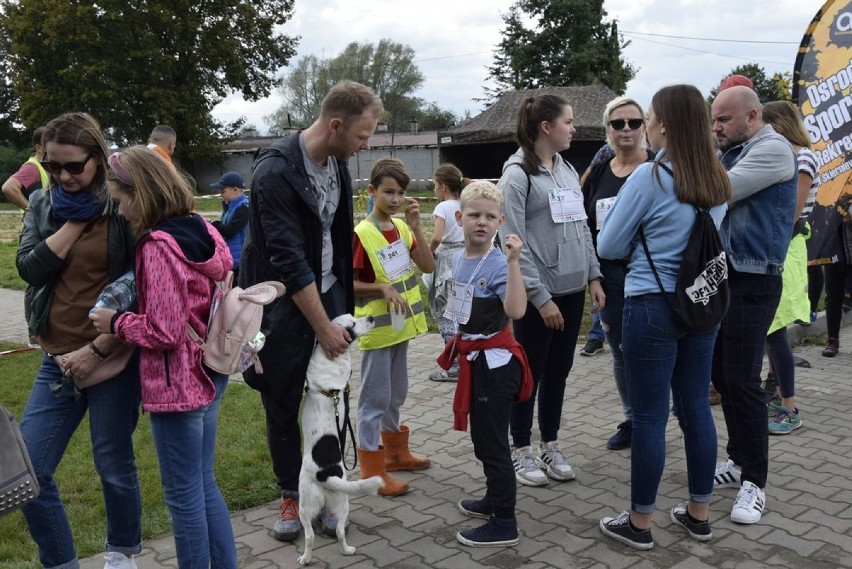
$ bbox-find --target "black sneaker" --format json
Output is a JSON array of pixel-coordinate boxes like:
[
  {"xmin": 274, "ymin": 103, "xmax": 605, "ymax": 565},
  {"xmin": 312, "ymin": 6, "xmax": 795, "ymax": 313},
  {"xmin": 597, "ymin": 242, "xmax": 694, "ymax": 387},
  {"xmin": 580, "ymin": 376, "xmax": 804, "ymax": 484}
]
[
  {"xmin": 606, "ymin": 421, "xmax": 632, "ymax": 450},
  {"xmin": 670, "ymin": 502, "xmax": 712, "ymax": 542},
  {"xmin": 456, "ymin": 516, "xmax": 519, "ymax": 547},
  {"xmin": 599, "ymin": 511, "xmax": 654, "ymax": 550},
  {"xmin": 580, "ymin": 339, "xmax": 604, "ymax": 356},
  {"xmin": 458, "ymin": 498, "xmax": 492, "ymax": 519},
  {"xmin": 761, "ymin": 373, "xmax": 777, "ymax": 403}
]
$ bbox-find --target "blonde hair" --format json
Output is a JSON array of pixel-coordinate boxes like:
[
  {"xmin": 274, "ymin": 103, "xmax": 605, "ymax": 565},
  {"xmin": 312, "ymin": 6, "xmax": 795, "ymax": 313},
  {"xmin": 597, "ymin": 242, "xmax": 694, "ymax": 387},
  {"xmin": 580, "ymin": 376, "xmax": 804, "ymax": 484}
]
[
  {"xmin": 603, "ymin": 96, "xmax": 647, "ymax": 149},
  {"xmin": 762, "ymin": 101, "xmax": 810, "ymax": 148},
  {"xmin": 107, "ymin": 145, "xmax": 195, "ymax": 234},
  {"xmin": 320, "ymin": 80, "xmax": 384, "ymax": 126},
  {"xmin": 460, "ymin": 180, "xmax": 502, "ymax": 209}
]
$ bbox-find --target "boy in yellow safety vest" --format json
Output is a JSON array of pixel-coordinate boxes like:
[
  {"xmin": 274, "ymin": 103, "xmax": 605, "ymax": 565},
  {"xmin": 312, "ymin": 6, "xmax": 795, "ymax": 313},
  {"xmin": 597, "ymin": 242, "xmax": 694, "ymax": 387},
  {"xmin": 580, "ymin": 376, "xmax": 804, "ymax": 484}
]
[{"xmin": 353, "ymin": 157, "xmax": 434, "ymax": 496}]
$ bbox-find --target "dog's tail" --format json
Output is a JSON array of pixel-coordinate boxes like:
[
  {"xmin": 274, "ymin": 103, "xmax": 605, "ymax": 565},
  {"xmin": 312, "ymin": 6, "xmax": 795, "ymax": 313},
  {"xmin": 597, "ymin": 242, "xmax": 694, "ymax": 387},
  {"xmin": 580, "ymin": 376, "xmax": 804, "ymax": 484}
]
[{"xmin": 322, "ymin": 476, "xmax": 383, "ymax": 496}]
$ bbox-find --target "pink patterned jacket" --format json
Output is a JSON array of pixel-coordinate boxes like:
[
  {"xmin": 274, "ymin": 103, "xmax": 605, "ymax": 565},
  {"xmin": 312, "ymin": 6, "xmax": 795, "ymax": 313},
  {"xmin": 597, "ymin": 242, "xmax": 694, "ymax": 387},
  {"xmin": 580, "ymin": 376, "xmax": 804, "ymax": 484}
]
[{"xmin": 114, "ymin": 215, "xmax": 232, "ymax": 412}]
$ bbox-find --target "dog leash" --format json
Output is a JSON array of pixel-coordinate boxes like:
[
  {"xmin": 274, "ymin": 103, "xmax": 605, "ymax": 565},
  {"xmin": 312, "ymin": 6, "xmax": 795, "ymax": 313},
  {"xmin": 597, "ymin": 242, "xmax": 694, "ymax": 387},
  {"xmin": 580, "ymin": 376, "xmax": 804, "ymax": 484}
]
[{"xmin": 304, "ymin": 382, "xmax": 358, "ymax": 470}]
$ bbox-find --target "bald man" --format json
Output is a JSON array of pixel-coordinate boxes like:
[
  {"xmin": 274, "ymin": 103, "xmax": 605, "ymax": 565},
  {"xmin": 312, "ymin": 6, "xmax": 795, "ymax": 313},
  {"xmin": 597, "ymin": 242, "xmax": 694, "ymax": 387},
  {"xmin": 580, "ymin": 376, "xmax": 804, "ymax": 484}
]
[{"xmin": 709, "ymin": 86, "xmax": 797, "ymax": 525}]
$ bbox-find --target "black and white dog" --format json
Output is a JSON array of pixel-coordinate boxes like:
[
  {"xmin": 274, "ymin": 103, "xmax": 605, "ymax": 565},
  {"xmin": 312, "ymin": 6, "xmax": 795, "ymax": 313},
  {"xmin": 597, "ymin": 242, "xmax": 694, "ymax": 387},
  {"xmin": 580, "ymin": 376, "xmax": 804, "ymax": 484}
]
[{"xmin": 298, "ymin": 314, "xmax": 382, "ymax": 566}]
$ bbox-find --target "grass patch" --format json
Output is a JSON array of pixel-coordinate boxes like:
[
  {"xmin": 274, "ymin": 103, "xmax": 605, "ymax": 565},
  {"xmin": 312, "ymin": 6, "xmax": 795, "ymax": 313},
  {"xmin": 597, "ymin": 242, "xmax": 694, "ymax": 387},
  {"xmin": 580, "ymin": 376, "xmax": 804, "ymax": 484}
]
[
  {"xmin": 0, "ymin": 343, "xmax": 273, "ymax": 566},
  {"xmin": 0, "ymin": 242, "xmax": 25, "ymax": 290},
  {"xmin": 800, "ymin": 332, "xmax": 827, "ymax": 346}
]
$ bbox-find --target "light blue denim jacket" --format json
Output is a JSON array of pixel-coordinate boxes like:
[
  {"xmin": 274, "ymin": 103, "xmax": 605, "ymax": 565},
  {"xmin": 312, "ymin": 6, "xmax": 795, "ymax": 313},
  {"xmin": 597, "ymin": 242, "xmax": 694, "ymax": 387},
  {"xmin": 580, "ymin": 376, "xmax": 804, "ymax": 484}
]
[{"xmin": 720, "ymin": 125, "xmax": 798, "ymax": 275}]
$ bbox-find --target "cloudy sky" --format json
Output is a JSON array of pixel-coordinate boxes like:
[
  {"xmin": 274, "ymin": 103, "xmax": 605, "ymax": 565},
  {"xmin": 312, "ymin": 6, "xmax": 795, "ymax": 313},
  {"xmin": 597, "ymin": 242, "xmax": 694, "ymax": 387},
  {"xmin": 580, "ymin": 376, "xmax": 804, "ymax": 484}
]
[{"xmin": 211, "ymin": 0, "xmax": 824, "ymax": 133}]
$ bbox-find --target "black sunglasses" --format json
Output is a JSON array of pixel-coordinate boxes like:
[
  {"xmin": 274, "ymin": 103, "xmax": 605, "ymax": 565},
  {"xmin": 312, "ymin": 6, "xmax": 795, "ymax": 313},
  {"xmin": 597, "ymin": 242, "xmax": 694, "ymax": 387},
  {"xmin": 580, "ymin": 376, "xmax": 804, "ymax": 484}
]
[
  {"xmin": 40, "ymin": 154, "xmax": 95, "ymax": 176},
  {"xmin": 609, "ymin": 119, "xmax": 644, "ymax": 131}
]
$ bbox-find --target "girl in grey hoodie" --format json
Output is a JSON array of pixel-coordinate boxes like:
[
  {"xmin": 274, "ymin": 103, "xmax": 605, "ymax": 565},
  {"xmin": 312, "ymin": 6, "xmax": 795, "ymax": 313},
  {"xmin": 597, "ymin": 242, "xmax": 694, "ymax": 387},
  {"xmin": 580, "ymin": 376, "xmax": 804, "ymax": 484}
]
[{"xmin": 498, "ymin": 93, "xmax": 605, "ymax": 488}]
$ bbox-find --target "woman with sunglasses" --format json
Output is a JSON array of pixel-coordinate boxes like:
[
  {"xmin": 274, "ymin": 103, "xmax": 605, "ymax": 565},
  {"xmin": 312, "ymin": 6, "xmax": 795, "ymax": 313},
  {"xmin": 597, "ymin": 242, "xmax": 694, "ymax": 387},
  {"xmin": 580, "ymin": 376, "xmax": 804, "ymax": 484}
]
[
  {"xmin": 582, "ymin": 97, "xmax": 655, "ymax": 451},
  {"xmin": 597, "ymin": 84, "xmax": 730, "ymax": 549},
  {"xmin": 498, "ymin": 94, "xmax": 605, "ymax": 487},
  {"xmin": 16, "ymin": 112, "xmax": 142, "ymax": 568}
]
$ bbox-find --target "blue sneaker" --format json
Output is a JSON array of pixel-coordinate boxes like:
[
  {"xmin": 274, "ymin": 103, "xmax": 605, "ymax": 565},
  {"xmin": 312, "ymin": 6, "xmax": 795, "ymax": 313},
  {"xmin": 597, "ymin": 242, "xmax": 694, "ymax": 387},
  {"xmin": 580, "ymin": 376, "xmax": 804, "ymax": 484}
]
[
  {"xmin": 272, "ymin": 494, "xmax": 301, "ymax": 541},
  {"xmin": 769, "ymin": 407, "xmax": 802, "ymax": 435},
  {"xmin": 456, "ymin": 515, "xmax": 519, "ymax": 547},
  {"xmin": 458, "ymin": 498, "xmax": 492, "ymax": 519}
]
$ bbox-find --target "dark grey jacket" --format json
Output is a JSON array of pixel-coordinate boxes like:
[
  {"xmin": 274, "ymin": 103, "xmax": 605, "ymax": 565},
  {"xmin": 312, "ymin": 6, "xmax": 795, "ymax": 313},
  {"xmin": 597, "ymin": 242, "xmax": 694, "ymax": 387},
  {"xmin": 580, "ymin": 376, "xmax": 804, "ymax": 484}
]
[{"xmin": 16, "ymin": 188, "xmax": 137, "ymax": 336}]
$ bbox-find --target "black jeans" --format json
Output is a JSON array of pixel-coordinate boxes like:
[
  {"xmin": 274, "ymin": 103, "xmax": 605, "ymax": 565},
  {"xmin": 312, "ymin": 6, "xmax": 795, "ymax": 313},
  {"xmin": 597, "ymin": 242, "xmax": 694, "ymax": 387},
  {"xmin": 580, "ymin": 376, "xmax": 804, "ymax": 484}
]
[
  {"xmin": 712, "ymin": 268, "xmax": 782, "ymax": 488},
  {"xmin": 470, "ymin": 354, "xmax": 520, "ymax": 519},
  {"xmin": 510, "ymin": 291, "xmax": 585, "ymax": 448}
]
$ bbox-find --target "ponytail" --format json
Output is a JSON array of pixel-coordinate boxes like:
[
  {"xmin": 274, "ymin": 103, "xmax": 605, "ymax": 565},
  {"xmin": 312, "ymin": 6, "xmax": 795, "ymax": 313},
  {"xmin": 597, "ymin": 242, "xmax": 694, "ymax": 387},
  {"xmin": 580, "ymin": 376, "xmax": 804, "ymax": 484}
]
[
  {"xmin": 515, "ymin": 94, "xmax": 569, "ymax": 176},
  {"xmin": 433, "ymin": 163, "xmax": 470, "ymax": 197}
]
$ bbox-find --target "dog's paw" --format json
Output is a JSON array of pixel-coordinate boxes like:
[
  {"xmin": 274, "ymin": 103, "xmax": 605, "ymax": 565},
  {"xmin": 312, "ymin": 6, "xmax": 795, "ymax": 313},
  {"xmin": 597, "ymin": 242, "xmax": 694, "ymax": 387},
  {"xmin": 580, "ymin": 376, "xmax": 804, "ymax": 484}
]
[
  {"xmin": 342, "ymin": 544, "xmax": 356, "ymax": 555},
  {"xmin": 298, "ymin": 553, "xmax": 311, "ymax": 566},
  {"xmin": 365, "ymin": 475, "xmax": 383, "ymax": 495}
]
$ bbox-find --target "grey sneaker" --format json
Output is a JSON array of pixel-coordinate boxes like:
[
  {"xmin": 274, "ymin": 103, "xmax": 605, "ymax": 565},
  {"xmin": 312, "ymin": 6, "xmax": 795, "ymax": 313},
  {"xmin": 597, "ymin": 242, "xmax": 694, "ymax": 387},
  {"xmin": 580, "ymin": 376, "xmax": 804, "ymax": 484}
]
[
  {"xmin": 429, "ymin": 369, "xmax": 458, "ymax": 382},
  {"xmin": 103, "ymin": 552, "xmax": 136, "ymax": 569},
  {"xmin": 512, "ymin": 446, "xmax": 547, "ymax": 486},
  {"xmin": 319, "ymin": 508, "xmax": 339, "ymax": 537},
  {"xmin": 536, "ymin": 441, "xmax": 575, "ymax": 481},
  {"xmin": 272, "ymin": 495, "xmax": 301, "ymax": 541}
]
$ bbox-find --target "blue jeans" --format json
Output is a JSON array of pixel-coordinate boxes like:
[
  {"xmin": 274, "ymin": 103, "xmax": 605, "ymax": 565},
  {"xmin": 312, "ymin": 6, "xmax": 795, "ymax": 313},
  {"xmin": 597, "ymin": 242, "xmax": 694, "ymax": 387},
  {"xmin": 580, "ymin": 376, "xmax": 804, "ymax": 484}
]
[
  {"xmin": 622, "ymin": 295, "xmax": 718, "ymax": 513},
  {"xmin": 599, "ymin": 260, "xmax": 630, "ymax": 421},
  {"xmin": 511, "ymin": 291, "xmax": 585, "ymax": 447},
  {"xmin": 149, "ymin": 372, "xmax": 237, "ymax": 569},
  {"xmin": 21, "ymin": 353, "xmax": 142, "ymax": 569},
  {"xmin": 587, "ymin": 313, "xmax": 604, "ymax": 342}
]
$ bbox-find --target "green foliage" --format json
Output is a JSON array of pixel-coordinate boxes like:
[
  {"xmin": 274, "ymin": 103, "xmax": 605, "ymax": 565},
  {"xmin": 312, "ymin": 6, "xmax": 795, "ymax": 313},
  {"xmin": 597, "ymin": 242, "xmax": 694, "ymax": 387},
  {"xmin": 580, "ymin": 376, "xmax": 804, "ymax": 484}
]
[
  {"xmin": 707, "ymin": 63, "xmax": 793, "ymax": 104},
  {"xmin": 485, "ymin": 0, "xmax": 636, "ymax": 101},
  {"xmin": 0, "ymin": 0, "xmax": 298, "ymax": 161},
  {"xmin": 269, "ymin": 40, "xmax": 456, "ymax": 135},
  {"xmin": 0, "ymin": 343, "xmax": 272, "ymax": 566}
]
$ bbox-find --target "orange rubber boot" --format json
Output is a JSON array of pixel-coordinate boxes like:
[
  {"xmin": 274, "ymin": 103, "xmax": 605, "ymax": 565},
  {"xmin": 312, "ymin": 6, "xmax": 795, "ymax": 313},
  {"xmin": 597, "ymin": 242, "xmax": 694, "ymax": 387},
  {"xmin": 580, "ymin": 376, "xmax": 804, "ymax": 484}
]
[
  {"xmin": 357, "ymin": 446, "xmax": 409, "ymax": 496},
  {"xmin": 381, "ymin": 425, "xmax": 431, "ymax": 472}
]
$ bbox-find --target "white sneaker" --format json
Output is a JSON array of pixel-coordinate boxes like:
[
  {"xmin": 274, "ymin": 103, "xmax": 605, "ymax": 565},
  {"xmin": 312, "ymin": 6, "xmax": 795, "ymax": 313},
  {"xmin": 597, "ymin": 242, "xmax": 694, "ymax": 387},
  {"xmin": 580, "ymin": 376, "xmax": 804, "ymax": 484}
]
[
  {"xmin": 104, "ymin": 552, "xmax": 137, "ymax": 569},
  {"xmin": 512, "ymin": 446, "xmax": 548, "ymax": 486},
  {"xmin": 713, "ymin": 459, "xmax": 741, "ymax": 488},
  {"xmin": 536, "ymin": 441, "xmax": 575, "ymax": 481},
  {"xmin": 730, "ymin": 481, "xmax": 766, "ymax": 524}
]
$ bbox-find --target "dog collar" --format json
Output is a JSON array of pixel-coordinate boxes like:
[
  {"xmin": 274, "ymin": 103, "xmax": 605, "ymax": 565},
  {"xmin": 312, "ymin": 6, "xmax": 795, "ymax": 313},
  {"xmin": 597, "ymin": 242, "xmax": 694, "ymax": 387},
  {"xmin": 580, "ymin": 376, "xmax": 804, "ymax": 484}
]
[{"xmin": 303, "ymin": 383, "xmax": 351, "ymax": 400}]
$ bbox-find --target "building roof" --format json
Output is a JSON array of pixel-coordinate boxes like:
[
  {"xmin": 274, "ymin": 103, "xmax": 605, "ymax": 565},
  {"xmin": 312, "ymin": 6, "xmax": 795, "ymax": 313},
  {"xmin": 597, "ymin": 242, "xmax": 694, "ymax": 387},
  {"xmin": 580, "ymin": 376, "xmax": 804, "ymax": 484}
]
[
  {"xmin": 218, "ymin": 129, "xmax": 437, "ymax": 154},
  {"xmin": 438, "ymin": 84, "xmax": 618, "ymax": 146}
]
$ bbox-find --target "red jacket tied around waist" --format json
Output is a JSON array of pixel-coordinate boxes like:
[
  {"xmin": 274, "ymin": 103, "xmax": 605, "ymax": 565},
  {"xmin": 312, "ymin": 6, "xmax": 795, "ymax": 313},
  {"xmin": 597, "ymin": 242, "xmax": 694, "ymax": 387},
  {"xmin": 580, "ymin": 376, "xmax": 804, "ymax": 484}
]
[{"xmin": 437, "ymin": 326, "xmax": 533, "ymax": 431}]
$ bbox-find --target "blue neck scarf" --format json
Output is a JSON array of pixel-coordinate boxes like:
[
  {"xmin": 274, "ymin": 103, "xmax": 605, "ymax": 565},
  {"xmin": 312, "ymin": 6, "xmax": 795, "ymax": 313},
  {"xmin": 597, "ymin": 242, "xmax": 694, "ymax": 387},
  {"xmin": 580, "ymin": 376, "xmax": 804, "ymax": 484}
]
[{"xmin": 50, "ymin": 184, "xmax": 104, "ymax": 222}]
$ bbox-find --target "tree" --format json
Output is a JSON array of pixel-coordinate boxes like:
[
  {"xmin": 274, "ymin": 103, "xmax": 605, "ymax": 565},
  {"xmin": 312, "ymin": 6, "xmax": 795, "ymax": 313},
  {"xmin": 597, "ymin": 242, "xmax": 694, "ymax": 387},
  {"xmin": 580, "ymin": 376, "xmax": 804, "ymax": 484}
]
[
  {"xmin": 0, "ymin": 0, "xmax": 298, "ymax": 163},
  {"xmin": 269, "ymin": 39, "xmax": 427, "ymax": 134},
  {"xmin": 707, "ymin": 63, "xmax": 793, "ymax": 104},
  {"xmin": 414, "ymin": 102, "xmax": 458, "ymax": 131},
  {"xmin": 485, "ymin": 0, "xmax": 636, "ymax": 101}
]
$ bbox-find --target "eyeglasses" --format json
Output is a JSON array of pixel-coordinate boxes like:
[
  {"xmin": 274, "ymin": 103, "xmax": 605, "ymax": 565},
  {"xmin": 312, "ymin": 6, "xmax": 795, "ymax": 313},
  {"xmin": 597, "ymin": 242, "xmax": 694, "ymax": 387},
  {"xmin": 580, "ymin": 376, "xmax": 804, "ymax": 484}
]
[
  {"xmin": 608, "ymin": 119, "xmax": 644, "ymax": 131},
  {"xmin": 40, "ymin": 154, "xmax": 95, "ymax": 176}
]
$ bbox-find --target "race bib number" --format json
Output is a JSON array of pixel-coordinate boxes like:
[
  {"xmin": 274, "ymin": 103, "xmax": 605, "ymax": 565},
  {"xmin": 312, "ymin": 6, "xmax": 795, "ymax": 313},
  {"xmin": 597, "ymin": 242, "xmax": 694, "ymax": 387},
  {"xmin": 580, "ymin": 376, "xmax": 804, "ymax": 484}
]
[
  {"xmin": 442, "ymin": 280, "xmax": 474, "ymax": 325},
  {"xmin": 376, "ymin": 239, "xmax": 413, "ymax": 282},
  {"xmin": 596, "ymin": 196, "xmax": 618, "ymax": 230},
  {"xmin": 549, "ymin": 186, "xmax": 587, "ymax": 223}
]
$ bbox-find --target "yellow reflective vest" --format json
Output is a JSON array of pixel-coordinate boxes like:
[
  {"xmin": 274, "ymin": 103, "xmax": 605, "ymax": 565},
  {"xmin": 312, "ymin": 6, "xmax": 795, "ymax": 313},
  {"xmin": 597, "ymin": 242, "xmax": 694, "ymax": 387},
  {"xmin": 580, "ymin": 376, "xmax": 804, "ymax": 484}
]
[
  {"xmin": 354, "ymin": 217, "xmax": 428, "ymax": 350},
  {"xmin": 26, "ymin": 157, "xmax": 50, "ymax": 191}
]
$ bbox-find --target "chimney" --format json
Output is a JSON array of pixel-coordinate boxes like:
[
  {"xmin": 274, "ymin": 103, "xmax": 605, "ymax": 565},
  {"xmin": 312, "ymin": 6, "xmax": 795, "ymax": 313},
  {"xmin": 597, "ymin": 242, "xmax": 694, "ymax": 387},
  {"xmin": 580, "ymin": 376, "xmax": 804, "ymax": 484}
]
[{"xmin": 409, "ymin": 117, "xmax": 419, "ymax": 135}]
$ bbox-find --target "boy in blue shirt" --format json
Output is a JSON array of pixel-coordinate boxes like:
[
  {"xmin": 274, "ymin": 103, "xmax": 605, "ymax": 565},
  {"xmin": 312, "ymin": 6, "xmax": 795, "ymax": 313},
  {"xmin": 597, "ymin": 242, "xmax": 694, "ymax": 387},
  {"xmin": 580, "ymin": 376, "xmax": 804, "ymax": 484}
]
[
  {"xmin": 436, "ymin": 180, "xmax": 532, "ymax": 547},
  {"xmin": 210, "ymin": 171, "xmax": 249, "ymax": 277}
]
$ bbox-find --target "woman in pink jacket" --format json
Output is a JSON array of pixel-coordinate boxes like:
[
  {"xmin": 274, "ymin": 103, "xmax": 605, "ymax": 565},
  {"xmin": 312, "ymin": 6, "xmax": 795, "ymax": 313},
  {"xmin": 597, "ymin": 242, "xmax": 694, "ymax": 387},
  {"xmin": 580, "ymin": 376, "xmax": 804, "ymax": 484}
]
[{"xmin": 91, "ymin": 146, "xmax": 237, "ymax": 569}]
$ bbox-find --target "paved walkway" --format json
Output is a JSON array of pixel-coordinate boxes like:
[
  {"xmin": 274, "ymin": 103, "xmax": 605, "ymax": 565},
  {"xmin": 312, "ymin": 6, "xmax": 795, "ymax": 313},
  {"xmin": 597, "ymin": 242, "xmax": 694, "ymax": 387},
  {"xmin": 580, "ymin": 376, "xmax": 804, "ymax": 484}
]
[{"xmin": 1, "ymin": 288, "xmax": 851, "ymax": 569}]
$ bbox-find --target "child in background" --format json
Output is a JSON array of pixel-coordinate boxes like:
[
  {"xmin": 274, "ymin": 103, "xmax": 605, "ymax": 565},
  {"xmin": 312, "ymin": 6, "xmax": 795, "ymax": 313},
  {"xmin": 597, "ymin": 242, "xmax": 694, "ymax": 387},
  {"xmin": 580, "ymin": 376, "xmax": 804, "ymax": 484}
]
[
  {"xmin": 427, "ymin": 163, "xmax": 470, "ymax": 382},
  {"xmin": 91, "ymin": 146, "xmax": 237, "ymax": 568},
  {"xmin": 209, "ymin": 171, "xmax": 249, "ymax": 279},
  {"xmin": 435, "ymin": 180, "xmax": 531, "ymax": 547},
  {"xmin": 353, "ymin": 157, "xmax": 435, "ymax": 496}
]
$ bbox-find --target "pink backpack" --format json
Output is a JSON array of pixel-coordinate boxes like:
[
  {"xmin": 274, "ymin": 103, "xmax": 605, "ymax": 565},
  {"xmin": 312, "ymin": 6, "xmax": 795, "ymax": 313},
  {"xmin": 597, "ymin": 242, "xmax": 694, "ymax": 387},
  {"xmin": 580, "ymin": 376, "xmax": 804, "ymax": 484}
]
[{"xmin": 188, "ymin": 272, "xmax": 285, "ymax": 374}]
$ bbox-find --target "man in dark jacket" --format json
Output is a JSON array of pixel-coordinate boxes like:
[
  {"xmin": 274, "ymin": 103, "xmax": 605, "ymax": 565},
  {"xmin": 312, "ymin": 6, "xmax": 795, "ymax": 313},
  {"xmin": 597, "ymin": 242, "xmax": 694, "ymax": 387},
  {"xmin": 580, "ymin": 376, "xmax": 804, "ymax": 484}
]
[{"xmin": 239, "ymin": 80, "xmax": 383, "ymax": 542}]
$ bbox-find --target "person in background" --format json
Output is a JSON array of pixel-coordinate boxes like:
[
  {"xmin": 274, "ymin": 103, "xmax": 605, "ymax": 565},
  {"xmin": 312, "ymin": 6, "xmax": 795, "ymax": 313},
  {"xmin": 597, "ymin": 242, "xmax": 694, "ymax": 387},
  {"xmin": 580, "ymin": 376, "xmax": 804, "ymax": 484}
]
[
  {"xmin": 427, "ymin": 162, "xmax": 470, "ymax": 382},
  {"xmin": 354, "ymin": 157, "xmax": 434, "ymax": 496},
  {"xmin": 710, "ymin": 86, "xmax": 797, "ymax": 525},
  {"xmin": 91, "ymin": 146, "xmax": 237, "ymax": 569},
  {"xmin": 147, "ymin": 124, "xmax": 177, "ymax": 165},
  {"xmin": 3, "ymin": 127, "xmax": 48, "ymax": 209},
  {"xmin": 579, "ymin": 314, "xmax": 605, "ymax": 356},
  {"xmin": 16, "ymin": 112, "xmax": 142, "ymax": 569},
  {"xmin": 597, "ymin": 84, "xmax": 731, "ymax": 550},
  {"xmin": 238, "ymin": 80, "xmax": 382, "ymax": 542},
  {"xmin": 759, "ymin": 100, "xmax": 817, "ymax": 433},
  {"xmin": 209, "ymin": 171, "xmax": 250, "ymax": 279},
  {"xmin": 582, "ymin": 95, "xmax": 655, "ymax": 451},
  {"xmin": 498, "ymin": 93, "xmax": 605, "ymax": 488}
]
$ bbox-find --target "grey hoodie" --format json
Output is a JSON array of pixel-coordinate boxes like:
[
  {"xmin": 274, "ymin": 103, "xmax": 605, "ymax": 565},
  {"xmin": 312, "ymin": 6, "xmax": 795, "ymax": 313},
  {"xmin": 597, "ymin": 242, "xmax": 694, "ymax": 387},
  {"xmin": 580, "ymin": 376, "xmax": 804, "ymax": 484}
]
[{"xmin": 498, "ymin": 149, "xmax": 602, "ymax": 309}]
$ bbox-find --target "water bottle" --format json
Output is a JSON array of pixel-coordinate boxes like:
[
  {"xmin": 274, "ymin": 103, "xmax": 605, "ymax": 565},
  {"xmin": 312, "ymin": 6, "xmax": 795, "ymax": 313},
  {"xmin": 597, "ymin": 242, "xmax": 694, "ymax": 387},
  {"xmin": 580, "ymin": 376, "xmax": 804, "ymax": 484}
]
[{"xmin": 93, "ymin": 271, "xmax": 137, "ymax": 311}]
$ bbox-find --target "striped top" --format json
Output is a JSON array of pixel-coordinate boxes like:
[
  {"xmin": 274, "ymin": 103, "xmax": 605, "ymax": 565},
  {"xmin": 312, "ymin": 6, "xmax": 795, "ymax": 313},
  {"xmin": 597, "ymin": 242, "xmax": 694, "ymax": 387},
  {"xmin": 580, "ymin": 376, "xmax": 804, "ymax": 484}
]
[{"xmin": 797, "ymin": 147, "xmax": 819, "ymax": 220}]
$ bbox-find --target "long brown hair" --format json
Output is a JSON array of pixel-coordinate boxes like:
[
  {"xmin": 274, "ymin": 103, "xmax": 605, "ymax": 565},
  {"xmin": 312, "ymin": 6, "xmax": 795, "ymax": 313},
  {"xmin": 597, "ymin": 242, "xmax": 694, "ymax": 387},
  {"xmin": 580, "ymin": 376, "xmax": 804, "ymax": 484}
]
[
  {"xmin": 515, "ymin": 94, "xmax": 569, "ymax": 175},
  {"xmin": 762, "ymin": 100, "xmax": 810, "ymax": 148},
  {"xmin": 432, "ymin": 163, "xmax": 470, "ymax": 197},
  {"xmin": 650, "ymin": 85, "xmax": 731, "ymax": 208}
]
